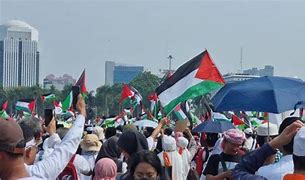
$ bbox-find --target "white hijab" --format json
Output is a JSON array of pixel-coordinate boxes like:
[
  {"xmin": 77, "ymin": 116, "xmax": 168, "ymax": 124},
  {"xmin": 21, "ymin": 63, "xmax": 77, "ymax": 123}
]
[{"xmin": 158, "ymin": 135, "xmax": 185, "ymax": 180}]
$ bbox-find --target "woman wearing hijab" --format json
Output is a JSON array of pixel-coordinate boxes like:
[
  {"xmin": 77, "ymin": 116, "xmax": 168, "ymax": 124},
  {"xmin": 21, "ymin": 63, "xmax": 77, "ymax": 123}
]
[
  {"xmin": 94, "ymin": 158, "xmax": 117, "ymax": 180},
  {"xmin": 117, "ymin": 129, "xmax": 149, "ymax": 180},
  {"xmin": 96, "ymin": 136, "xmax": 125, "ymax": 174},
  {"xmin": 157, "ymin": 135, "xmax": 184, "ymax": 180},
  {"xmin": 177, "ymin": 136, "xmax": 192, "ymax": 178}
]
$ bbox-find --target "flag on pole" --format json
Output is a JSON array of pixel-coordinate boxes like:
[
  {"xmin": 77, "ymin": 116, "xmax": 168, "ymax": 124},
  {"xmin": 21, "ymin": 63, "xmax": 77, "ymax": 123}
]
[
  {"xmin": 2, "ymin": 101, "xmax": 8, "ymax": 111},
  {"xmin": 232, "ymin": 114, "xmax": 245, "ymax": 126},
  {"xmin": 75, "ymin": 69, "xmax": 88, "ymax": 97},
  {"xmin": 120, "ymin": 84, "xmax": 135, "ymax": 103},
  {"xmin": 148, "ymin": 93, "xmax": 159, "ymax": 116},
  {"xmin": 62, "ymin": 91, "xmax": 73, "ymax": 111},
  {"xmin": 174, "ymin": 104, "xmax": 187, "ymax": 121},
  {"xmin": 156, "ymin": 50, "xmax": 225, "ymax": 114},
  {"xmin": 16, "ymin": 99, "xmax": 36, "ymax": 113},
  {"xmin": 41, "ymin": 93, "xmax": 56, "ymax": 102}
]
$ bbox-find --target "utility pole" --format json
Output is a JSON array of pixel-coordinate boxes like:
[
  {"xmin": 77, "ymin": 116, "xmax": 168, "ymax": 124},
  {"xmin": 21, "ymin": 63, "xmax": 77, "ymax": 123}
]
[
  {"xmin": 167, "ymin": 55, "xmax": 173, "ymax": 73},
  {"xmin": 240, "ymin": 47, "xmax": 243, "ymax": 73}
]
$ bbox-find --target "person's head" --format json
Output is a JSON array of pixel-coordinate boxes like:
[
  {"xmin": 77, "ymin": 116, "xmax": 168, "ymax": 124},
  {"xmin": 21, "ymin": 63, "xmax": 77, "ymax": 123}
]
[
  {"xmin": 93, "ymin": 126, "xmax": 105, "ymax": 141},
  {"xmin": 22, "ymin": 116, "xmax": 42, "ymax": 144},
  {"xmin": 177, "ymin": 137, "xmax": 189, "ymax": 149},
  {"xmin": 256, "ymin": 122, "xmax": 278, "ymax": 147},
  {"xmin": 164, "ymin": 128, "xmax": 173, "ymax": 136},
  {"xmin": 129, "ymin": 150, "xmax": 162, "ymax": 180},
  {"xmin": 105, "ymin": 127, "xmax": 117, "ymax": 139},
  {"xmin": 143, "ymin": 127, "xmax": 155, "ymax": 138},
  {"xmin": 0, "ymin": 119, "xmax": 26, "ymax": 177},
  {"xmin": 244, "ymin": 128, "xmax": 254, "ymax": 139},
  {"xmin": 96, "ymin": 136, "xmax": 121, "ymax": 164},
  {"xmin": 279, "ymin": 117, "xmax": 301, "ymax": 154},
  {"xmin": 80, "ymin": 134, "xmax": 102, "ymax": 153},
  {"xmin": 222, "ymin": 129, "xmax": 246, "ymax": 155},
  {"xmin": 117, "ymin": 129, "xmax": 148, "ymax": 160},
  {"xmin": 292, "ymin": 126, "xmax": 305, "ymax": 173},
  {"xmin": 94, "ymin": 158, "xmax": 117, "ymax": 180},
  {"xmin": 18, "ymin": 120, "xmax": 38, "ymax": 165},
  {"xmin": 206, "ymin": 133, "xmax": 219, "ymax": 147},
  {"xmin": 162, "ymin": 135, "xmax": 176, "ymax": 152}
]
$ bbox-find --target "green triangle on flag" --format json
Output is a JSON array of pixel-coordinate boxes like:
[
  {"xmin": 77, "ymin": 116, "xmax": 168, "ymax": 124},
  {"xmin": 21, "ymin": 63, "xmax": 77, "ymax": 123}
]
[{"xmin": 62, "ymin": 91, "xmax": 73, "ymax": 111}]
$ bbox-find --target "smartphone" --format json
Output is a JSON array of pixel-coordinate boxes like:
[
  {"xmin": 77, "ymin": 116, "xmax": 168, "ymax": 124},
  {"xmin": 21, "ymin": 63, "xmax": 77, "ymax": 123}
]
[
  {"xmin": 72, "ymin": 86, "xmax": 80, "ymax": 110},
  {"xmin": 44, "ymin": 109, "xmax": 53, "ymax": 127}
]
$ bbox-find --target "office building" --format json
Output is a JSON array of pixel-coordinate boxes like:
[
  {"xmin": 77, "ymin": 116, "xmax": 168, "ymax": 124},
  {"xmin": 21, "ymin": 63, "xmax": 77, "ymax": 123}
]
[
  {"xmin": 105, "ymin": 61, "xmax": 144, "ymax": 85},
  {"xmin": 0, "ymin": 20, "xmax": 39, "ymax": 88},
  {"xmin": 243, "ymin": 65, "xmax": 274, "ymax": 77},
  {"xmin": 43, "ymin": 74, "xmax": 76, "ymax": 91}
]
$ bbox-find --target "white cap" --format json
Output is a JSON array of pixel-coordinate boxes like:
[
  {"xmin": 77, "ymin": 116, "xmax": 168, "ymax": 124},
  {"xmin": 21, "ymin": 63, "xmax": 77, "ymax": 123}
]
[
  {"xmin": 293, "ymin": 126, "xmax": 305, "ymax": 156},
  {"xmin": 257, "ymin": 122, "xmax": 278, "ymax": 136},
  {"xmin": 244, "ymin": 128, "xmax": 253, "ymax": 135}
]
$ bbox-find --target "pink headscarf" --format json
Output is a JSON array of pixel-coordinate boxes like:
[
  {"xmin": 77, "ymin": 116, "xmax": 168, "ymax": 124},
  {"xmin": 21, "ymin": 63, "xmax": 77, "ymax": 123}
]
[
  {"xmin": 94, "ymin": 158, "xmax": 117, "ymax": 180},
  {"xmin": 223, "ymin": 129, "xmax": 246, "ymax": 145}
]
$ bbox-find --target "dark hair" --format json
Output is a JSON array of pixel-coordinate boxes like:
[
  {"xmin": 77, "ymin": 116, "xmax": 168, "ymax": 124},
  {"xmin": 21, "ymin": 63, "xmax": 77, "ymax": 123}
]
[
  {"xmin": 19, "ymin": 117, "xmax": 42, "ymax": 140},
  {"xmin": 293, "ymin": 154, "xmax": 305, "ymax": 171},
  {"xmin": 18, "ymin": 120, "xmax": 34, "ymax": 143},
  {"xmin": 105, "ymin": 127, "xmax": 117, "ymax": 139},
  {"xmin": 143, "ymin": 127, "xmax": 155, "ymax": 138},
  {"xmin": 279, "ymin": 117, "xmax": 300, "ymax": 154},
  {"xmin": 164, "ymin": 128, "xmax": 173, "ymax": 136},
  {"xmin": 206, "ymin": 133, "xmax": 219, "ymax": 147},
  {"xmin": 129, "ymin": 150, "xmax": 162, "ymax": 177}
]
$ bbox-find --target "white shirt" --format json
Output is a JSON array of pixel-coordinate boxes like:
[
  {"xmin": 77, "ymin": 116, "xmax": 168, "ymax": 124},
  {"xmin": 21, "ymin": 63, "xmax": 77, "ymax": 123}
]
[
  {"xmin": 147, "ymin": 136, "xmax": 156, "ymax": 151},
  {"xmin": 256, "ymin": 154, "xmax": 293, "ymax": 180},
  {"xmin": 25, "ymin": 115, "xmax": 86, "ymax": 179}
]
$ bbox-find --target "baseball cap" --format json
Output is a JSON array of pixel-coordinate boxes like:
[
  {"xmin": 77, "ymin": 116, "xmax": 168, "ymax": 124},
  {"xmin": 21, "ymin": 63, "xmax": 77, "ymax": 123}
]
[
  {"xmin": 0, "ymin": 119, "xmax": 25, "ymax": 154},
  {"xmin": 293, "ymin": 126, "xmax": 305, "ymax": 156}
]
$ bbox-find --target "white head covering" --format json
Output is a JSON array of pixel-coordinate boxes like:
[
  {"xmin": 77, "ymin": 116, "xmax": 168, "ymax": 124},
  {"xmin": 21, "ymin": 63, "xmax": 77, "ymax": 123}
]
[
  {"xmin": 162, "ymin": 135, "xmax": 176, "ymax": 151},
  {"xmin": 93, "ymin": 126, "xmax": 105, "ymax": 140},
  {"xmin": 177, "ymin": 137, "xmax": 189, "ymax": 149},
  {"xmin": 257, "ymin": 122, "xmax": 279, "ymax": 136},
  {"xmin": 294, "ymin": 126, "xmax": 305, "ymax": 156}
]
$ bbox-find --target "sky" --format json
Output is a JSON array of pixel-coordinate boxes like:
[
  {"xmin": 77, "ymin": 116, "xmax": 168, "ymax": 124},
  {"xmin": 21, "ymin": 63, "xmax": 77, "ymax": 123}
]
[{"xmin": 1, "ymin": 0, "xmax": 305, "ymax": 91}]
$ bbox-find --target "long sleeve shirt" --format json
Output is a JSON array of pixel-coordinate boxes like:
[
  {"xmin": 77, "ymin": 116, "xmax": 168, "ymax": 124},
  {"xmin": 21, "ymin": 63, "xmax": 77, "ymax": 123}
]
[
  {"xmin": 232, "ymin": 143, "xmax": 277, "ymax": 180},
  {"xmin": 25, "ymin": 115, "xmax": 85, "ymax": 179}
]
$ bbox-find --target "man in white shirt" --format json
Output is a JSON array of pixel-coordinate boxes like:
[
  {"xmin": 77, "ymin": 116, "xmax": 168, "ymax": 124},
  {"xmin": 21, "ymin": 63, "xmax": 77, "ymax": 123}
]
[
  {"xmin": 24, "ymin": 94, "xmax": 87, "ymax": 179},
  {"xmin": 256, "ymin": 117, "xmax": 300, "ymax": 179}
]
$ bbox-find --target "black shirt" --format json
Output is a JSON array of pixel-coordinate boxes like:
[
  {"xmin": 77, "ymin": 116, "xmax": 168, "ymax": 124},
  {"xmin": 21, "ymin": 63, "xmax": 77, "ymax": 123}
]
[{"xmin": 203, "ymin": 152, "xmax": 241, "ymax": 176}]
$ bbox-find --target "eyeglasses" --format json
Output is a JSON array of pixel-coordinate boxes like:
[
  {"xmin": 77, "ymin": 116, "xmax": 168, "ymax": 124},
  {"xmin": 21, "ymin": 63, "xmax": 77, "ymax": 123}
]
[{"xmin": 134, "ymin": 174, "xmax": 158, "ymax": 180}]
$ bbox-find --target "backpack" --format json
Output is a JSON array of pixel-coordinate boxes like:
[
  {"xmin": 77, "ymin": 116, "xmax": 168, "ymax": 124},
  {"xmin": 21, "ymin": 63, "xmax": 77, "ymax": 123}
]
[
  {"xmin": 195, "ymin": 148, "xmax": 210, "ymax": 175},
  {"xmin": 57, "ymin": 154, "xmax": 78, "ymax": 180}
]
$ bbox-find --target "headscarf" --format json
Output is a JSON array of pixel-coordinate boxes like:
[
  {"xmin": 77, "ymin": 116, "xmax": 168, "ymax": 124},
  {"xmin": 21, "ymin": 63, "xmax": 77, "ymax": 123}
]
[
  {"xmin": 176, "ymin": 137, "xmax": 189, "ymax": 155},
  {"xmin": 96, "ymin": 136, "xmax": 121, "ymax": 163},
  {"xmin": 162, "ymin": 135, "xmax": 176, "ymax": 151},
  {"xmin": 223, "ymin": 129, "xmax": 246, "ymax": 145},
  {"xmin": 94, "ymin": 158, "xmax": 117, "ymax": 180},
  {"xmin": 117, "ymin": 129, "xmax": 148, "ymax": 157},
  {"xmin": 93, "ymin": 126, "xmax": 105, "ymax": 141}
]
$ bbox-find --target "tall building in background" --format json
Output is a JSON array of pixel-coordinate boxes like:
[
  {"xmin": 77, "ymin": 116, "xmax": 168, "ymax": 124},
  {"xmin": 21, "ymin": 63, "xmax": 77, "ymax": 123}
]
[
  {"xmin": 0, "ymin": 20, "xmax": 39, "ymax": 88},
  {"xmin": 104, "ymin": 61, "xmax": 144, "ymax": 85},
  {"xmin": 105, "ymin": 61, "xmax": 115, "ymax": 86},
  {"xmin": 243, "ymin": 65, "xmax": 274, "ymax": 77},
  {"xmin": 43, "ymin": 74, "xmax": 76, "ymax": 91}
]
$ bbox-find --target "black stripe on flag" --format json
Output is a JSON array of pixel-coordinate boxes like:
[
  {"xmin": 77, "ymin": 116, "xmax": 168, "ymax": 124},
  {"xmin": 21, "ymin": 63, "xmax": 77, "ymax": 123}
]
[{"xmin": 156, "ymin": 50, "xmax": 206, "ymax": 95}]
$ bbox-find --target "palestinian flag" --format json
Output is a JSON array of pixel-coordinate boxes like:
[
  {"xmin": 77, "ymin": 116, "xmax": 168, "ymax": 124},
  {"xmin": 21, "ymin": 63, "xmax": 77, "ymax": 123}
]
[
  {"xmin": 174, "ymin": 104, "xmax": 187, "ymax": 121},
  {"xmin": 148, "ymin": 93, "xmax": 159, "ymax": 116},
  {"xmin": 2, "ymin": 101, "xmax": 8, "ymax": 111},
  {"xmin": 62, "ymin": 91, "xmax": 73, "ymax": 111},
  {"xmin": 41, "ymin": 93, "xmax": 56, "ymax": 102},
  {"xmin": 120, "ymin": 84, "xmax": 135, "ymax": 104},
  {"xmin": 0, "ymin": 110, "xmax": 9, "ymax": 119},
  {"xmin": 75, "ymin": 69, "xmax": 88, "ymax": 97},
  {"xmin": 16, "ymin": 99, "xmax": 35, "ymax": 113},
  {"xmin": 232, "ymin": 114, "xmax": 245, "ymax": 126},
  {"xmin": 53, "ymin": 101, "xmax": 63, "ymax": 115},
  {"xmin": 156, "ymin": 50, "xmax": 225, "ymax": 114}
]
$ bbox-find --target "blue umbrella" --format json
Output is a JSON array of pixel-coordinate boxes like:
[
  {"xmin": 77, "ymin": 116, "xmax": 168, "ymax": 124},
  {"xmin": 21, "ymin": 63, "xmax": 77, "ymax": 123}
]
[
  {"xmin": 212, "ymin": 76, "xmax": 305, "ymax": 113},
  {"xmin": 192, "ymin": 120, "xmax": 235, "ymax": 133}
]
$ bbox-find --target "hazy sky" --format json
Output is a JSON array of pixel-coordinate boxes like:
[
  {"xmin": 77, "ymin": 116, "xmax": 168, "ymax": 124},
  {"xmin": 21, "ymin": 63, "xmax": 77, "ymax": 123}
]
[{"xmin": 1, "ymin": 0, "xmax": 305, "ymax": 91}]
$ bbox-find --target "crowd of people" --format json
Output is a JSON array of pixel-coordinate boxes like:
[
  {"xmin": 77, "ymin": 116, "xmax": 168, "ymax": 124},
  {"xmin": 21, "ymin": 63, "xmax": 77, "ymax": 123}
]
[{"xmin": 1, "ymin": 95, "xmax": 305, "ymax": 180}]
